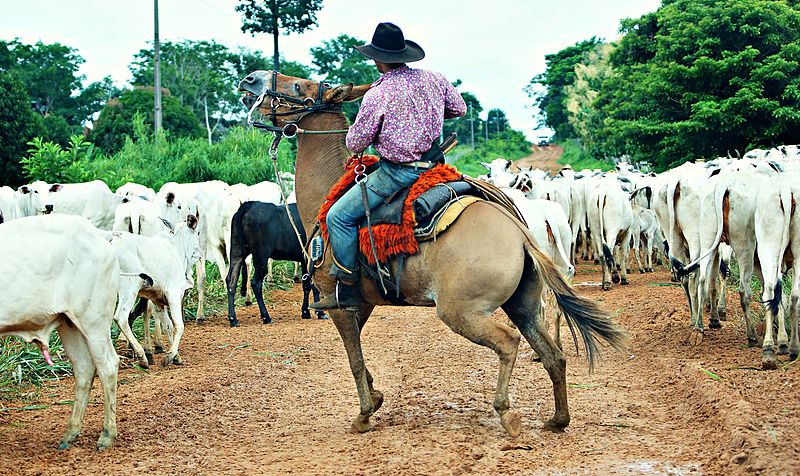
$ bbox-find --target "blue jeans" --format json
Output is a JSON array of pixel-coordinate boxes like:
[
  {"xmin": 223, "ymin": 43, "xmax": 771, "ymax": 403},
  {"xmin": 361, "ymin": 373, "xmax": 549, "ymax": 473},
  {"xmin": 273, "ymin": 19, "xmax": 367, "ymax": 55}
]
[{"xmin": 327, "ymin": 160, "xmax": 425, "ymax": 279}]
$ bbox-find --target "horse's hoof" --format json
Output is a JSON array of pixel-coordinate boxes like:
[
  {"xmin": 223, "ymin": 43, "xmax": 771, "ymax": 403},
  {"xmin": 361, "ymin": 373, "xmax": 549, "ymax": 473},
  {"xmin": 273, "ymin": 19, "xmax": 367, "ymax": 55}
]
[
  {"xmin": 500, "ymin": 411, "xmax": 522, "ymax": 437},
  {"xmin": 620, "ymin": 277, "xmax": 629, "ymax": 285},
  {"xmin": 616, "ymin": 264, "xmax": 621, "ymax": 271},
  {"xmin": 229, "ymin": 319, "xmax": 239, "ymax": 328},
  {"xmin": 762, "ymin": 349, "xmax": 778, "ymax": 371},
  {"xmin": 96, "ymin": 431, "xmax": 115, "ymax": 451},
  {"xmin": 778, "ymin": 344, "xmax": 789, "ymax": 356},
  {"xmin": 687, "ymin": 328, "xmax": 704, "ymax": 346},
  {"xmin": 709, "ymin": 319, "xmax": 722, "ymax": 329},
  {"xmin": 531, "ymin": 353, "xmax": 542, "ymax": 362},
  {"xmin": 350, "ymin": 416, "xmax": 373, "ymax": 434},
  {"xmin": 611, "ymin": 272, "xmax": 620, "ymax": 284},
  {"xmin": 371, "ymin": 390, "xmax": 384, "ymax": 412},
  {"xmin": 602, "ymin": 282, "xmax": 612, "ymax": 291},
  {"xmin": 544, "ymin": 415, "xmax": 569, "ymax": 432}
]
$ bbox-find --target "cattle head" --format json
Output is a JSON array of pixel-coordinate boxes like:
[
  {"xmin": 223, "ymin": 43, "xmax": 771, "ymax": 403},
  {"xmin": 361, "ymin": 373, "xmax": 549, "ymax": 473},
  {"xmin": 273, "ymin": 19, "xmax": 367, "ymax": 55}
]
[
  {"xmin": 18, "ymin": 181, "xmax": 56, "ymax": 215},
  {"xmin": 158, "ymin": 191, "xmax": 183, "ymax": 224},
  {"xmin": 238, "ymin": 70, "xmax": 369, "ymax": 128}
]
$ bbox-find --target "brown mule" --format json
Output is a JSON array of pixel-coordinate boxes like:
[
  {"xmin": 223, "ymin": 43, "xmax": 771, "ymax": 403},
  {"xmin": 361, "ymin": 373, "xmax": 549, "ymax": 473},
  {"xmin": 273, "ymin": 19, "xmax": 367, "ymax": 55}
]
[{"xmin": 238, "ymin": 71, "xmax": 627, "ymax": 436}]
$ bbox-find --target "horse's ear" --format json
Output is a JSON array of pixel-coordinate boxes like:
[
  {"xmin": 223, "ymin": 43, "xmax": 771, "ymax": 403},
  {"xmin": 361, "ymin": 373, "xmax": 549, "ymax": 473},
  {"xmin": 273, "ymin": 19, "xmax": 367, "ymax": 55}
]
[{"xmin": 324, "ymin": 83, "xmax": 370, "ymax": 103}]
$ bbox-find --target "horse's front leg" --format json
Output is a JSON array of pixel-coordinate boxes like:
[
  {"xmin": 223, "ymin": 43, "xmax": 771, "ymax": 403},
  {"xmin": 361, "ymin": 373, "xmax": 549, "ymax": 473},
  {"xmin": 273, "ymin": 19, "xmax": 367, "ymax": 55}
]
[{"xmin": 330, "ymin": 305, "xmax": 378, "ymax": 433}]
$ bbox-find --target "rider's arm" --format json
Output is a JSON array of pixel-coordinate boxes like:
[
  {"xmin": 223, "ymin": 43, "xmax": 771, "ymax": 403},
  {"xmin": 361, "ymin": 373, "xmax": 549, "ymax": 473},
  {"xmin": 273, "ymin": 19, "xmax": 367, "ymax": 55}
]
[
  {"xmin": 346, "ymin": 89, "xmax": 384, "ymax": 154},
  {"xmin": 443, "ymin": 78, "xmax": 467, "ymax": 119}
]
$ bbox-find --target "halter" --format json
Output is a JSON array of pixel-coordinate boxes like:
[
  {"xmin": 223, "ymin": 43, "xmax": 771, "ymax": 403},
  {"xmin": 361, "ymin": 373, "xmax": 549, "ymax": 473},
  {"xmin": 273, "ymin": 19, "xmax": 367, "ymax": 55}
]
[{"xmin": 246, "ymin": 71, "xmax": 346, "ymax": 136}]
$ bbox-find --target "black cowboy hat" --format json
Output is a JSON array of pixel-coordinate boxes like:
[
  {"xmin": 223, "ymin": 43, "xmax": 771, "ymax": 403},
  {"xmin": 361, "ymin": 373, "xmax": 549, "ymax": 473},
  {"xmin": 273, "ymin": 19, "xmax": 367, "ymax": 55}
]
[{"xmin": 355, "ymin": 22, "xmax": 425, "ymax": 63}]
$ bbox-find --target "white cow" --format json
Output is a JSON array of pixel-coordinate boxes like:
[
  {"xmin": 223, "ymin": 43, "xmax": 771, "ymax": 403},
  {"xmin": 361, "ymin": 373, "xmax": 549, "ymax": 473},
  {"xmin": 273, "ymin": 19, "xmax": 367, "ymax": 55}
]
[
  {"xmin": 0, "ymin": 215, "xmax": 120, "ymax": 450},
  {"xmin": 755, "ymin": 172, "xmax": 800, "ymax": 369},
  {"xmin": 116, "ymin": 182, "xmax": 156, "ymax": 201},
  {"xmin": 111, "ymin": 216, "xmax": 201, "ymax": 367},
  {"xmin": 586, "ymin": 178, "xmax": 634, "ymax": 289},
  {"xmin": 41, "ymin": 180, "xmax": 128, "ymax": 230},
  {"xmin": 156, "ymin": 180, "xmax": 230, "ymax": 321},
  {"xmin": 112, "ymin": 199, "xmax": 168, "ymax": 236},
  {"xmin": 0, "ymin": 185, "xmax": 52, "ymax": 221}
]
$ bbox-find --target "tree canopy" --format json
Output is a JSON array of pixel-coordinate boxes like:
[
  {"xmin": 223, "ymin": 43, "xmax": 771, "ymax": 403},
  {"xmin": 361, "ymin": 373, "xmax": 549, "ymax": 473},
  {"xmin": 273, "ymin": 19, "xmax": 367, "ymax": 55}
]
[
  {"xmin": 531, "ymin": 0, "xmax": 800, "ymax": 170},
  {"xmin": 0, "ymin": 72, "xmax": 44, "ymax": 185},
  {"xmin": 91, "ymin": 87, "xmax": 203, "ymax": 153},
  {"xmin": 235, "ymin": 0, "xmax": 323, "ymax": 71}
]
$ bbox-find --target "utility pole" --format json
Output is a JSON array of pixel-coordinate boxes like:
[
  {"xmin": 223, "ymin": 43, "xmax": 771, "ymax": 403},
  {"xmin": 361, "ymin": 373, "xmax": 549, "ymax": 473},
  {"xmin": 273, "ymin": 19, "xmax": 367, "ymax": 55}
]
[
  {"xmin": 153, "ymin": 0, "xmax": 162, "ymax": 133},
  {"xmin": 469, "ymin": 104, "xmax": 475, "ymax": 148}
]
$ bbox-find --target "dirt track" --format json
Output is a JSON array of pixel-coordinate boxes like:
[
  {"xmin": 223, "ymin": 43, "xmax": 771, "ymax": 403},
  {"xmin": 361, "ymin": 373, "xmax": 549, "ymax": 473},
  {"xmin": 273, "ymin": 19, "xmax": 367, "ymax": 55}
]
[
  {"xmin": 514, "ymin": 145, "xmax": 565, "ymax": 172},
  {"xmin": 1, "ymin": 262, "xmax": 798, "ymax": 475}
]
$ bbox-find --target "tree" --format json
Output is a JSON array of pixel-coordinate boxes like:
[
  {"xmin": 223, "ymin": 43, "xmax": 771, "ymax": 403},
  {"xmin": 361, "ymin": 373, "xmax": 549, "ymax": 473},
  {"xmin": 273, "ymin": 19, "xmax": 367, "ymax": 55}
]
[
  {"xmin": 526, "ymin": 37, "xmax": 603, "ymax": 141},
  {"xmin": 0, "ymin": 72, "xmax": 44, "ymax": 186},
  {"xmin": 235, "ymin": 0, "xmax": 323, "ymax": 71},
  {"xmin": 0, "ymin": 39, "xmax": 117, "ymax": 127},
  {"xmin": 310, "ymin": 34, "xmax": 376, "ymax": 121},
  {"xmin": 443, "ymin": 89, "xmax": 483, "ymax": 147},
  {"xmin": 91, "ymin": 87, "xmax": 203, "ymax": 153},
  {"xmin": 131, "ymin": 41, "xmax": 310, "ymax": 141},
  {"xmin": 596, "ymin": 0, "xmax": 800, "ymax": 169},
  {"xmin": 486, "ymin": 108, "xmax": 509, "ymax": 137}
]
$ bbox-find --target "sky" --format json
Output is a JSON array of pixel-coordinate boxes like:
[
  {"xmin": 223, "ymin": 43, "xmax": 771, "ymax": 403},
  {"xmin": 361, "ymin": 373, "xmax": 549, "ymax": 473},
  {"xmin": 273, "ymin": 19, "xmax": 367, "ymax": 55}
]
[{"xmin": 0, "ymin": 0, "xmax": 661, "ymax": 140}]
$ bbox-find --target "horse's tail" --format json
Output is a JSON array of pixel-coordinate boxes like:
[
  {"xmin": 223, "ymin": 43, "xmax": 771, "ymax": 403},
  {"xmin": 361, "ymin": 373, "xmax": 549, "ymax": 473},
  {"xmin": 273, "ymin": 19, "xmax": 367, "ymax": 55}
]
[{"xmin": 524, "ymin": 241, "xmax": 628, "ymax": 370}]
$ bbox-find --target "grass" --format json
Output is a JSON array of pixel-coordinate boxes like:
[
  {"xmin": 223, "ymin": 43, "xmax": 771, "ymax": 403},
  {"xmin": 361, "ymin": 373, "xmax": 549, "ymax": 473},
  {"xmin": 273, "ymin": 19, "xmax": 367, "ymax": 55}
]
[
  {"xmin": 0, "ymin": 259, "xmax": 301, "ymax": 399},
  {"xmin": 557, "ymin": 139, "xmax": 614, "ymax": 171}
]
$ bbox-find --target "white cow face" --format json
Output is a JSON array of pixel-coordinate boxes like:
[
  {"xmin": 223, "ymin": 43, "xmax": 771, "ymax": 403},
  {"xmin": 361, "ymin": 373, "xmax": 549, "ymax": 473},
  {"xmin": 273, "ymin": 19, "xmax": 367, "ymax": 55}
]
[
  {"xmin": 159, "ymin": 192, "xmax": 184, "ymax": 224},
  {"xmin": 18, "ymin": 181, "xmax": 60, "ymax": 215},
  {"xmin": 172, "ymin": 217, "xmax": 202, "ymax": 289}
]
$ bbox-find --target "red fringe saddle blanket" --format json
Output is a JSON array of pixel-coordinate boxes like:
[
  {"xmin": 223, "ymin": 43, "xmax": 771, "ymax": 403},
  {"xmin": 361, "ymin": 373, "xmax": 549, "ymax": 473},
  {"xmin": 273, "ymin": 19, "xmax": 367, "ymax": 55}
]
[{"xmin": 317, "ymin": 155, "xmax": 463, "ymax": 265}]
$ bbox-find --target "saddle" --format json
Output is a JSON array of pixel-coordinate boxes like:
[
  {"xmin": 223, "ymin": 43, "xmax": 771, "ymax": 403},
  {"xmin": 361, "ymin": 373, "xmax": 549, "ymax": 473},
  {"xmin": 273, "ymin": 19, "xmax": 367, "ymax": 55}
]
[{"xmin": 315, "ymin": 155, "xmax": 524, "ymax": 303}]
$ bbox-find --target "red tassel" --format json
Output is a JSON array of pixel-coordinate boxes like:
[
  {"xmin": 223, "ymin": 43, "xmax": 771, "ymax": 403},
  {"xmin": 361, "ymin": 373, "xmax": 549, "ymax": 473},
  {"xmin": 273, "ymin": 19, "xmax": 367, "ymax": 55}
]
[{"xmin": 318, "ymin": 157, "xmax": 462, "ymax": 265}]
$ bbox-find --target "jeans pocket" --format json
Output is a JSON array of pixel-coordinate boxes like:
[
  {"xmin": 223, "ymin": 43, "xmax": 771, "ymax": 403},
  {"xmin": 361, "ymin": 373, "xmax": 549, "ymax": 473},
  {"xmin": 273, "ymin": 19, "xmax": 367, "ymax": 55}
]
[{"xmin": 365, "ymin": 166, "xmax": 405, "ymax": 198}]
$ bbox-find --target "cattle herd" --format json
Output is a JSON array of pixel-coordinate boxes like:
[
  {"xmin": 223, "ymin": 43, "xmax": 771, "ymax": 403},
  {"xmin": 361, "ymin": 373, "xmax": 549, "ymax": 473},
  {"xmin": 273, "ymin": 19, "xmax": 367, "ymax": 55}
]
[{"xmin": 1, "ymin": 144, "xmax": 800, "ymax": 451}]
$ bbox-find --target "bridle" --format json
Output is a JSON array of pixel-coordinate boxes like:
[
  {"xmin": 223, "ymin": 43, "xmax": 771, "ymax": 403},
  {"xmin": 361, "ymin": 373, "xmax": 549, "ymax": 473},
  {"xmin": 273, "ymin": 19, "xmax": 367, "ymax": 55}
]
[{"xmin": 246, "ymin": 70, "xmax": 347, "ymax": 137}]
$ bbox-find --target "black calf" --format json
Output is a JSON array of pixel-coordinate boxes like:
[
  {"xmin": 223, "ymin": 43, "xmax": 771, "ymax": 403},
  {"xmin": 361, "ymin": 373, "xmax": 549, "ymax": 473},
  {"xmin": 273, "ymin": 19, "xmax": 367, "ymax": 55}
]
[{"xmin": 226, "ymin": 201, "xmax": 324, "ymax": 326}]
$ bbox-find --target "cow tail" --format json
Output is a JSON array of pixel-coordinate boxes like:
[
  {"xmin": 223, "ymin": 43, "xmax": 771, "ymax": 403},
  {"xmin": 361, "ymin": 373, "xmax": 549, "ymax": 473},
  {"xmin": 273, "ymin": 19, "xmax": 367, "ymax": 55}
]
[
  {"xmin": 598, "ymin": 192, "xmax": 614, "ymax": 271},
  {"xmin": 766, "ymin": 185, "xmax": 793, "ymax": 317}
]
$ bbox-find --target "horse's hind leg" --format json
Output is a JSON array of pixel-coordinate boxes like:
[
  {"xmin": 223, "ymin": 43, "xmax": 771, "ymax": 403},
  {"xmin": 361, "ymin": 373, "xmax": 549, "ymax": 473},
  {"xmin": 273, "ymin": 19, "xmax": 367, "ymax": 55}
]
[
  {"xmin": 437, "ymin": 301, "xmax": 522, "ymax": 437},
  {"xmin": 503, "ymin": 263, "xmax": 570, "ymax": 431}
]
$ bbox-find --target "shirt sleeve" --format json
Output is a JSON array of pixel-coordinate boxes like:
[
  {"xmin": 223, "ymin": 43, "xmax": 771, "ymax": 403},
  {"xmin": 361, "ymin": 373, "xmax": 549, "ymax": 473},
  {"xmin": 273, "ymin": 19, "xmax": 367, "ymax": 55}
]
[
  {"xmin": 443, "ymin": 78, "xmax": 467, "ymax": 119},
  {"xmin": 346, "ymin": 89, "xmax": 384, "ymax": 154}
]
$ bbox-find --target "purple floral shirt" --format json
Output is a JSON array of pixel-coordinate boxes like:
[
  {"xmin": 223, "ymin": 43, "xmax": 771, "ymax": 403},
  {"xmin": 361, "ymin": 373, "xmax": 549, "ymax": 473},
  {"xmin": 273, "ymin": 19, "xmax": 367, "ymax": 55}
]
[{"xmin": 346, "ymin": 65, "xmax": 467, "ymax": 163}]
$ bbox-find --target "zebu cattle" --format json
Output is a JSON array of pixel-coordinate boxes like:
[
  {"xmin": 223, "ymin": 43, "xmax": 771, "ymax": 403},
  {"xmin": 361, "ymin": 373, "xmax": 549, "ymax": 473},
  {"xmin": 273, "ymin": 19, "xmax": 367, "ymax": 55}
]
[
  {"xmin": 205, "ymin": 180, "xmax": 282, "ymax": 282},
  {"xmin": 116, "ymin": 182, "xmax": 156, "ymax": 201},
  {"xmin": 586, "ymin": 178, "xmax": 634, "ymax": 289},
  {"xmin": 113, "ymin": 199, "xmax": 169, "ymax": 236},
  {"xmin": 0, "ymin": 215, "xmax": 120, "ymax": 450},
  {"xmin": 157, "ymin": 180, "xmax": 230, "ymax": 321},
  {"xmin": 41, "ymin": 180, "xmax": 128, "ymax": 230},
  {"xmin": 0, "ymin": 185, "xmax": 52, "ymax": 221},
  {"xmin": 111, "ymin": 216, "xmax": 201, "ymax": 367},
  {"xmin": 755, "ymin": 172, "xmax": 800, "ymax": 369},
  {"xmin": 226, "ymin": 201, "xmax": 323, "ymax": 326},
  {"xmin": 630, "ymin": 205, "xmax": 655, "ymax": 274}
]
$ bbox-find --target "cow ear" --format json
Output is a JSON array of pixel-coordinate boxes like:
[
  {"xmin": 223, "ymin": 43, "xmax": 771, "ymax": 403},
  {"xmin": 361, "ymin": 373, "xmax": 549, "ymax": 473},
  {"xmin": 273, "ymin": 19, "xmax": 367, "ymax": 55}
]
[
  {"xmin": 186, "ymin": 214, "xmax": 198, "ymax": 230},
  {"xmin": 166, "ymin": 192, "xmax": 175, "ymax": 205},
  {"xmin": 504, "ymin": 161, "xmax": 511, "ymax": 170},
  {"xmin": 49, "ymin": 184, "xmax": 62, "ymax": 192},
  {"xmin": 479, "ymin": 162, "xmax": 491, "ymax": 171},
  {"xmin": 18, "ymin": 185, "xmax": 30, "ymax": 194}
]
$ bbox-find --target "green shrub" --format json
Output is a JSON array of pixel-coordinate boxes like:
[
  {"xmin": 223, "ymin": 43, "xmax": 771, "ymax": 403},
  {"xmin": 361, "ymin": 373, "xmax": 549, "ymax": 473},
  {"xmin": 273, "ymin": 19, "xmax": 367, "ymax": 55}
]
[{"xmin": 557, "ymin": 139, "xmax": 614, "ymax": 171}]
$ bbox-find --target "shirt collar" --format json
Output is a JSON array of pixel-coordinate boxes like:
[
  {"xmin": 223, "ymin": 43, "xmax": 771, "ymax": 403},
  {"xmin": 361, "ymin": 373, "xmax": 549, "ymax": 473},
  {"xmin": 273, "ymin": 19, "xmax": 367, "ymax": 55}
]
[{"xmin": 371, "ymin": 64, "xmax": 411, "ymax": 87}]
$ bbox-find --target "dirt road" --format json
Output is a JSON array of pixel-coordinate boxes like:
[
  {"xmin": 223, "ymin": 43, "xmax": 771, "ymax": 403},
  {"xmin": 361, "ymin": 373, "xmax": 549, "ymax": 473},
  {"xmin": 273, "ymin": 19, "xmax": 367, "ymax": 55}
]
[
  {"xmin": 1, "ymin": 262, "xmax": 798, "ymax": 475},
  {"xmin": 514, "ymin": 144, "xmax": 564, "ymax": 172}
]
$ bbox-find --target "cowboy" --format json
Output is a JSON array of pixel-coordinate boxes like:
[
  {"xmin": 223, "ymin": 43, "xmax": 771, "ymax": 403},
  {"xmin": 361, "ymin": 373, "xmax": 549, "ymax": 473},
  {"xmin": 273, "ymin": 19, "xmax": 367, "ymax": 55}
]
[{"xmin": 310, "ymin": 22, "xmax": 467, "ymax": 310}]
